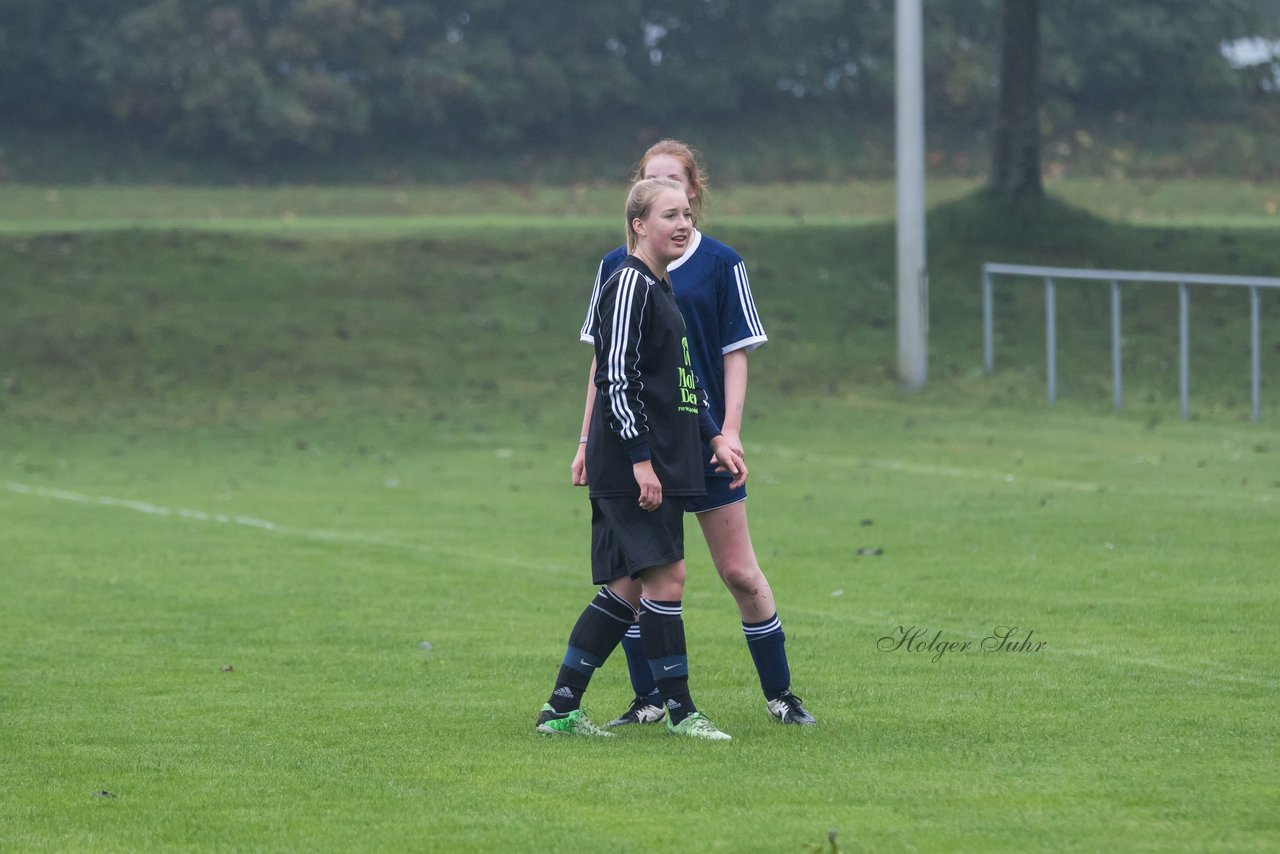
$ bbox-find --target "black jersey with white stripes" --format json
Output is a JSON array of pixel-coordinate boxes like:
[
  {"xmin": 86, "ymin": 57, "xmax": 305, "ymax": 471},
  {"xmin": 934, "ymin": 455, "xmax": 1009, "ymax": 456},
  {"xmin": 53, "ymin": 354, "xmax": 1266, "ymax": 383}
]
[
  {"xmin": 581, "ymin": 230, "xmax": 766, "ymax": 453},
  {"xmin": 585, "ymin": 256, "xmax": 717, "ymax": 499}
]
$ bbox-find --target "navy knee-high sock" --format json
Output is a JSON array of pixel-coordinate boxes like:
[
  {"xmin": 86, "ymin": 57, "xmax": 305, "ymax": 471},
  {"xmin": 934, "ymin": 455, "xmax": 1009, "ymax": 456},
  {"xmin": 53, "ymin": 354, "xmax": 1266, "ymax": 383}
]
[
  {"xmin": 619, "ymin": 624, "xmax": 659, "ymax": 702},
  {"xmin": 743, "ymin": 612, "xmax": 791, "ymax": 701},
  {"xmin": 547, "ymin": 587, "xmax": 636, "ymax": 713},
  {"xmin": 639, "ymin": 598, "xmax": 697, "ymax": 724}
]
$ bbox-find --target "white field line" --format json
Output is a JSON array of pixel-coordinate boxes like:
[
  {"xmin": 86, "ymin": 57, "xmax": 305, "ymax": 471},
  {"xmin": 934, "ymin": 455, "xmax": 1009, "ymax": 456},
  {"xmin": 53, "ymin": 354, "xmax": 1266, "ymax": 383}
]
[
  {"xmin": 5, "ymin": 481, "xmax": 280, "ymax": 529},
  {"xmin": 2, "ymin": 480, "xmax": 544, "ymax": 571},
  {"xmin": 1053, "ymin": 646, "xmax": 1279, "ymax": 690},
  {"xmin": 764, "ymin": 447, "xmax": 1277, "ymax": 503},
  {"xmin": 868, "ymin": 459, "xmax": 1104, "ymax": 492},
  {"xmin": 8, "ymin": 480, "xmax": 1275, "ymax": 688},
  {"xmin": 762, "ymin": 447, "xmax": 1104, "ymax": 491}
]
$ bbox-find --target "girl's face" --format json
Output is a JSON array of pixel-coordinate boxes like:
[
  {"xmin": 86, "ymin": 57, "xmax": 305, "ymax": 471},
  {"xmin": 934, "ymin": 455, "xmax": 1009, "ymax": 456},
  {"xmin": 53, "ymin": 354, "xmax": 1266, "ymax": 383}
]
[
  {"xmin": 642, "ymin": 154, "xmax": 695, "ymax": 200},
  {"xmin": 634, "ymin": 188, "xmax": 693, "ymax": 267}
]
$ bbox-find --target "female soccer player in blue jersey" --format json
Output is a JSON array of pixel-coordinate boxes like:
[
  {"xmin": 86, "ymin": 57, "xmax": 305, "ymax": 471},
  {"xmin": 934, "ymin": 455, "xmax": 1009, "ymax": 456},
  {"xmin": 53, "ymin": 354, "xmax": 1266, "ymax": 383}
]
[
  {"xmin": 536, "ymin": 177, "xmax": 747, "ymax": 740},
  {"xmin": 572, "ymin": 140, "xmax": 815, "ymax": 726}
]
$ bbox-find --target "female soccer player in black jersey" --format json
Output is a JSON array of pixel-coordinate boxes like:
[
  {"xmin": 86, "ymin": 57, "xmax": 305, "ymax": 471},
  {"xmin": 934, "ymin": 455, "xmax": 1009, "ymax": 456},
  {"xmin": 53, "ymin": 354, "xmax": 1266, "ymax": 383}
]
[
  {"xmin": 573, "ymin": 141, "xmax": 814, "ymax": 726},
  {"xmin": 535, "ymin": 178, "xmax": 746, "ymax": 740}
]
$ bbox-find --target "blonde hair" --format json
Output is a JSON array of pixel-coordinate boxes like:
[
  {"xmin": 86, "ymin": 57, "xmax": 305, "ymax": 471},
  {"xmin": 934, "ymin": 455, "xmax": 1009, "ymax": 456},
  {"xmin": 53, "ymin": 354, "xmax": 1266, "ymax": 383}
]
[
  {"xmin": 624, "ymin": 177, "xmax": 686, "ymax": 255},
  {"xmin": 632, "ymin": 139, "xmax": 709, "ymax": 224}
]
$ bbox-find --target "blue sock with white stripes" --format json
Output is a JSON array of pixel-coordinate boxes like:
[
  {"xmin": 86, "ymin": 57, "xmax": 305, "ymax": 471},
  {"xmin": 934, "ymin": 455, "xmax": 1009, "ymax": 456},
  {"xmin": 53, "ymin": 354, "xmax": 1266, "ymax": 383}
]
[
  {"xmin": 639, "ymin": 598, "xmax": 697, "ymax": 724},
  {"xmin": 548, "ymin": 587, "xmax": 637, "ymax": 713},
  {"xmin": 743, "ymin": 612, "xmax": 790, "ymax": 701},
  {"xmin": 619, "ymin": 624, "xmax": 660, "ymax": 703}
]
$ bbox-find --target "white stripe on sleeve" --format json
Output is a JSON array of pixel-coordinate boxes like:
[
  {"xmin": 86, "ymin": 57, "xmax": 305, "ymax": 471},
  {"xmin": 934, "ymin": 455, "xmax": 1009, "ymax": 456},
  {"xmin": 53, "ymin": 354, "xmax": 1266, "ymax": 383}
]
[
  {"xmin": 604, "ymin": 269, "xmax": 647, "ymax": 440},
  {"xmin": 733, "ymin": 262, "xmax": 767, "ymax": 340},
  {"xmin": 579, "ymin": 259, "xmax": 606, "ymax": 343}
]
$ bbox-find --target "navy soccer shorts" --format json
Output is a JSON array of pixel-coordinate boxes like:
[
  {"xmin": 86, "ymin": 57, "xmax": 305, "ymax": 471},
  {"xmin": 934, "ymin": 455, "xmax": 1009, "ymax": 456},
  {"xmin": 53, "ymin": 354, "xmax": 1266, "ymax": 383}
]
[{"xmin": 686, "ymin": 474, "xmax": 747, "ymax": 514}]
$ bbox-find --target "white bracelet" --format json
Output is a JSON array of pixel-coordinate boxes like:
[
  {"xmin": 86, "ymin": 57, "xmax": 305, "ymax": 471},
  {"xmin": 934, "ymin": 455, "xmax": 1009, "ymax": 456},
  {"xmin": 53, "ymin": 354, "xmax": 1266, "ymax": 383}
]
[{"xmin": 579, "ymin": 436, "xmax": 589, "ymax": 444}]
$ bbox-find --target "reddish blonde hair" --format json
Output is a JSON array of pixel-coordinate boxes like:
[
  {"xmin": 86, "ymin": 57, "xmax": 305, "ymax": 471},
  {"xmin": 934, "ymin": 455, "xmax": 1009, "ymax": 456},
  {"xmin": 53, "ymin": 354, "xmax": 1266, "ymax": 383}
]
[{"xmin": 632, "ymin": 139, "xmax": 709, "ymax": 224}]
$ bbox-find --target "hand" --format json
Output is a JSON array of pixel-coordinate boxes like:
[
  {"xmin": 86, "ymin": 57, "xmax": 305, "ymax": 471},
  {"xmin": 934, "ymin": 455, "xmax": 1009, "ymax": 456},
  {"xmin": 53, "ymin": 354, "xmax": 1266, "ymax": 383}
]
[
  {"xmin": 571, "ymin": 443, "xmax": 588, "ymax": 486},
  {"xmin": 718, "ymin": 428, "xmax": 744, "ymax": 458},
  {"xmin": 632, "ymin": 460, "xmax": 662, "ymax": 511},
  {"xmin": 709, "ymin": 435, "xmax": 748, "ymax": 490}
]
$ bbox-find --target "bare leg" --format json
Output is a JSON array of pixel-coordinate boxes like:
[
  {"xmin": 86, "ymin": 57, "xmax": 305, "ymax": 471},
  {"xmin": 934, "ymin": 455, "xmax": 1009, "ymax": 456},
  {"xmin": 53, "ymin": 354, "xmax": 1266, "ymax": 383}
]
[
  {"xmin": 605, "ymin": 574, "xmax": 642, "ymax": 608},
  {"xmin": 636, "ymin": 559, "xmax": 685, "ymax": 602},
  {"xmin": 695, "ymin": 500, "xmax": 776, "ymax": 623}
]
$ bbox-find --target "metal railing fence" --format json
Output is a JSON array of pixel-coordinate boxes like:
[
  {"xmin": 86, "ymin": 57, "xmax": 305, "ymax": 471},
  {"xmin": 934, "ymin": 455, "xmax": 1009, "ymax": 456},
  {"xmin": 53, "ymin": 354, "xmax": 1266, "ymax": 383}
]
[{"xmin": 981, "ymin": 262, "xmax": 1280, "ymax": 422}]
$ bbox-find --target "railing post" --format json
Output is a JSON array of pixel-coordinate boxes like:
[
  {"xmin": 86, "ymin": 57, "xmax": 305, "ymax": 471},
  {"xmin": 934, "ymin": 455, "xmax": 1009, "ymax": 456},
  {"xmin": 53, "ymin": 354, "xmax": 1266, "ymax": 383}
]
[
  {"xmin": 981, "ymin": 263, "xmax": 1277, "ymax": 421},
  {"xmin": 1179, "ymin": 282, "xmax": 1190, "ymax": 420},
  {"xmin": 983, "ymin": 267, "xmax": 994, "ymax": 374},
  {"xmin": 1111, "ymin": 280, "xmax": 1122, "ymax": 411},
  {"xmin": 1251, "ymin": 286, "xmax": 1261, "ymax": 423},
  {"xmin": 1046, "ymin": 277, "xmax": 1056, "ymax": 404}
]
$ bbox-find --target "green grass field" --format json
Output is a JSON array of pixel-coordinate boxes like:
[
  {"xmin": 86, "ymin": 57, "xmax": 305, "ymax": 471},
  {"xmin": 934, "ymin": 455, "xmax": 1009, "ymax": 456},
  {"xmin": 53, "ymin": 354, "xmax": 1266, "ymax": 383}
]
[{"xmin": 2, "ymin": 184, "xmax": 1278, "ymax": 851}]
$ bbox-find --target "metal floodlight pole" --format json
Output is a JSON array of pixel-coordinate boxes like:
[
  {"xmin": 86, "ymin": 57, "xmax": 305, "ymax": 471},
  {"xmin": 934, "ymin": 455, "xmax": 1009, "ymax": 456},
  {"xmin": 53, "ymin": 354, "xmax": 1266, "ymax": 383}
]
[
  {"xmin": 896, "ymin": 0, "xmax": 928, "ymax": 389},
  {"xmin": 1250, "ymin": 285, "xmax": 1261, "ymax": 423},
  {"xmin": 1179, "ymin": 282, "xmax": 1190, "ymax": 420}
]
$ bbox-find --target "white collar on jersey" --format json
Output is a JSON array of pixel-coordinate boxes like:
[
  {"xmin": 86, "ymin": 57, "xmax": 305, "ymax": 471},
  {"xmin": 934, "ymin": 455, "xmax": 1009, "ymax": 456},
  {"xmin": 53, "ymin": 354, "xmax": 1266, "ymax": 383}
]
[{"xmin": 666, "ymin": 228, "xmax": 702, "ymax": 273}]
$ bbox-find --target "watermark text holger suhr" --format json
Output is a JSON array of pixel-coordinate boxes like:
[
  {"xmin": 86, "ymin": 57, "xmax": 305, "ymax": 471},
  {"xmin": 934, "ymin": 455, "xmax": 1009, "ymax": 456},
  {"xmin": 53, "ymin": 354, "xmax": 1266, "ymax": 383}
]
[{"xmin": 878, "ymin": 625, "xmax": 1046, "ymax": 663}]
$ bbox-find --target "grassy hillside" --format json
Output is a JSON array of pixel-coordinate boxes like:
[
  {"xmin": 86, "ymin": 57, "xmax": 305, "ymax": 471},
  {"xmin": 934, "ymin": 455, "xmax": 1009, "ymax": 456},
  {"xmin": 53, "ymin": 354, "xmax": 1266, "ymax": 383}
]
[{"xmin": 2, "ymin": 190, "xmax": 1278, "ymax": 429}]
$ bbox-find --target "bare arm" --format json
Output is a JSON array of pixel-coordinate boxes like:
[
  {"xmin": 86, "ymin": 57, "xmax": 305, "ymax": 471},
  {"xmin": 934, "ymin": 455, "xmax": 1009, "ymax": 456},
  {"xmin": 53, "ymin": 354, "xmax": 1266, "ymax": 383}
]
[
  {"xmin": 718, "ymin": 349, "xmax": 749, "ymax": 456},
  {"xmin": 570, "ymin": 356, "xmax": 597, "ymax": 486}
]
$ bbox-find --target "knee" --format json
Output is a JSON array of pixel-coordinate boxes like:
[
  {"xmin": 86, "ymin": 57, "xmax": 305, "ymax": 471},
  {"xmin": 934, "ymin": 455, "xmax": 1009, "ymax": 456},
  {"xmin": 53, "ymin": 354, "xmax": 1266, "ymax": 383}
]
[
  {"xmin": 606, "ymin": 577, "xmax": 642, "ymax": 607},
  {"xmin": 658, "ymin": 562, "xmax": 687, "ymax": 597},
  {"xmin": 642, "ymin": 562, "xmax": 686, "ymax": 600},
  {"xmin": 718, "ymin": 562, "xmax": 764, "ymax": 594}
]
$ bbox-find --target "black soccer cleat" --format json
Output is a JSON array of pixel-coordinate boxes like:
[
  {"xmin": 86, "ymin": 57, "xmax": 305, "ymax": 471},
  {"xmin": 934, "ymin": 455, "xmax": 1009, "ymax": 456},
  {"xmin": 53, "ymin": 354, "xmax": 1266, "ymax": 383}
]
[
  {"xmin": 605, "ymin": 695, "xmax": 667, "ymax": 727},
  {"xmin": 766, "ymin": 690, "xmax": 816, "ymax": 725}
]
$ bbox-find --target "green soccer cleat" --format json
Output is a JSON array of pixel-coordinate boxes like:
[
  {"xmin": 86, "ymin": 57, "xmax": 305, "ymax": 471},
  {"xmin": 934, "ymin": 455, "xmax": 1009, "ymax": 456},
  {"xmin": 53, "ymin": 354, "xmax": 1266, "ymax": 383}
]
[
  {"xmin": 534, "ymin": 704, "xmax": 614, "ymax": 737},
  {"xmin": 666, "ymin": 711, "xmax": 732, "ymax": 741}
]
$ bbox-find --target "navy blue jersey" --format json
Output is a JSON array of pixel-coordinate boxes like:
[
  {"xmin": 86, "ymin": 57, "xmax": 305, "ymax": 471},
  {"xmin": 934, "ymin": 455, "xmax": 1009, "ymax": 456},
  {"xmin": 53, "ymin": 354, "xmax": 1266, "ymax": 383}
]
[{"xmin": 580, "ymin": 230, "xmax": 767, "ymax": 431}]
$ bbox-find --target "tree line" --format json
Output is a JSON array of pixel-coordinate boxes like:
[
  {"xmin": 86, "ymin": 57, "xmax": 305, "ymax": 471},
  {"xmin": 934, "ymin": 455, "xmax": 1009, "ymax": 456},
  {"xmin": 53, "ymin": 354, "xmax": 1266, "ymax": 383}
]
[{"xmin": 2, "ymin": 0, "xmax": 1276, "ymax": 161}]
